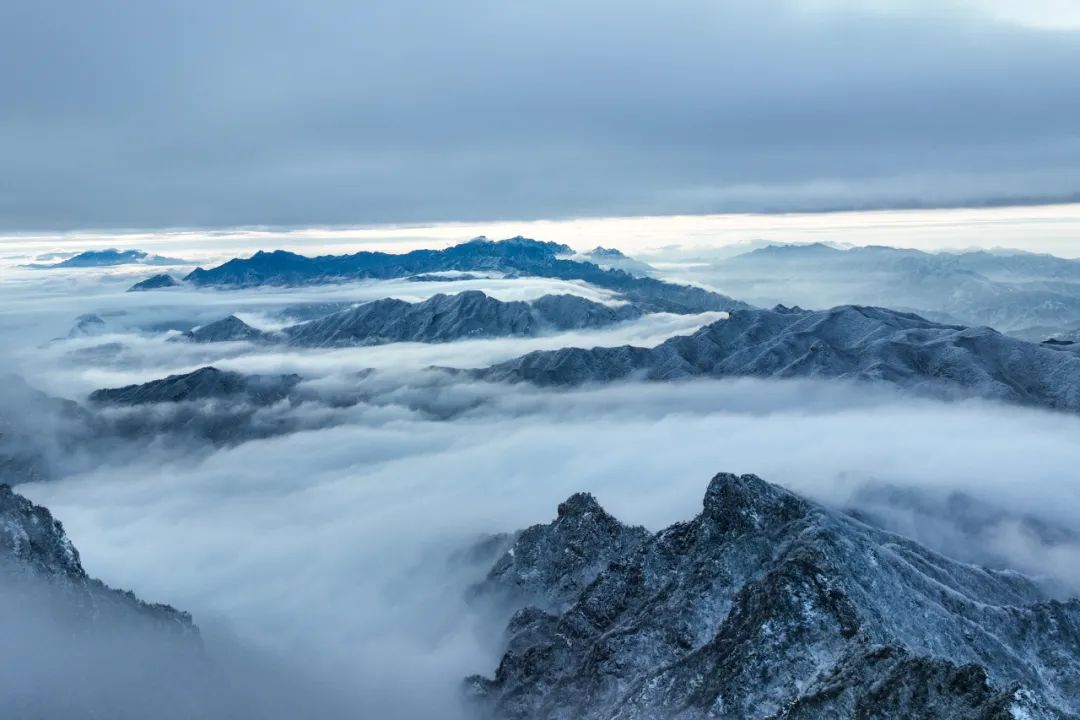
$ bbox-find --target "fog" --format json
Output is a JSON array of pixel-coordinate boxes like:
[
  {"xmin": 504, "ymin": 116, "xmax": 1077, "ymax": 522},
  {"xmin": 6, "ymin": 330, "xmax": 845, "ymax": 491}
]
[{"xmin": 4, "ymin": 235, "xmax": 1080, "ymax": 717}]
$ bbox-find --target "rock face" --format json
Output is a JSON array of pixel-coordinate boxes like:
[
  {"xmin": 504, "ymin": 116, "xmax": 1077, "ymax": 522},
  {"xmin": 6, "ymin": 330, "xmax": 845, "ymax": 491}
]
[
  {"xmin": 89, "ymin": 366, "xmax": 300, "ymax": 405},
  {"xmin": 182, "ymin": 237, "xmax": 748, "ymax": 314},
  {"xmin": 282, "ymin": 291, "xmax": 643, "ymax": 348},
  {"xmin": 479, "ymin": 304, "xmax": 1080, "ymax": 413},
  {"xmin": 0, "ymin": 483, "xmax": 196, "ymax": 632},
  {"xmin": 466, "ymin": 473, "xmax": 1080, "ymax": 720},
  {"xmin": 128, "ymin": 273, "xmax": 181, "ymax": 291}
]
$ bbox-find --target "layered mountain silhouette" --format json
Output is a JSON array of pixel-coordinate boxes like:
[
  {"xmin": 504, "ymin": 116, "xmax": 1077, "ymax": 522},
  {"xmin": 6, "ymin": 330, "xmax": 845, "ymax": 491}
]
[
  {"xmin": 89, "ymin": 367, "xmax": 300, "ymax": 406},
  {"xmin": 178, "ymin": 237, "xmax": 748, "ymax": 314},
  {"xmin": 28, "ymin": 248, "xmax": 185, "ymax": 269},
  {"xmin": 478, "ymin": 304, "xmax": 1080, "ymax": 413},
  {"xmin": 704, "ymin": 243, "xmax": 1080, "ymax": 334},
  {"xmin": 466, "ymin": 472, "xmax": 1080, "ymax": 719},
  {"xmin": 177, "ymin": 291, "xmax": 646, "ymax": 348}
]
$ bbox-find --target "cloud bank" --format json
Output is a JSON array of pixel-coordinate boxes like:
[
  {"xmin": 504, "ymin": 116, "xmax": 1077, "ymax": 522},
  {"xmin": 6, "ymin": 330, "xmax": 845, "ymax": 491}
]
[{"xmin": 2, "ymin": 0, "xmax": 1080, "ymax": 229}]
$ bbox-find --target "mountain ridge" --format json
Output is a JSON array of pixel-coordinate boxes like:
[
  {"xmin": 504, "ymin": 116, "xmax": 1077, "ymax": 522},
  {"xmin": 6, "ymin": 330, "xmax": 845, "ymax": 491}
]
[{"xmin": 465, "ymin": 472, "xmax": 1080, "ymax": 719}]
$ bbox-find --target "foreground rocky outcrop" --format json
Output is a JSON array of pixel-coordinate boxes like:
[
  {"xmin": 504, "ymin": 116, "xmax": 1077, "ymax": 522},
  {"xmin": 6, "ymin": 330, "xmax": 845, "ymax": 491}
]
[
  {"xmin": 466, "ymin": 472, "xmax": 1080, "ymax": 720},
  {"xmin": 0, "ymin": 483, "xmax": 210, "ymax": 718},
  {"xmin": 479, "ymin": 304, "xmax": 1080, "ymax": 413}
]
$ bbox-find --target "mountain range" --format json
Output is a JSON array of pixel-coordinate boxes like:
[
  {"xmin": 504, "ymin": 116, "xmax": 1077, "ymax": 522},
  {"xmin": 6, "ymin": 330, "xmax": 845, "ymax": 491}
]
[
  {"xmin": 478, "ymin": 304, "xmax": 1080, "ymax": 413},
  {"xmin": 693, "ymin": 243, "xmax": 1080, "ymax": 335},
  {"xmin": 466, "ymin": 472, "xmax": 1080, "ymax": 719},
  {"xmin": 27, "ymin": 248, "xmax": 185, "ymax": 269},
  {"xmin": 175, "ymin": 237, "xmax": 748, "ymax": 314},
  {"xmin": 178, "ymin": 291, "xmax": 645, "ymax": 347}
]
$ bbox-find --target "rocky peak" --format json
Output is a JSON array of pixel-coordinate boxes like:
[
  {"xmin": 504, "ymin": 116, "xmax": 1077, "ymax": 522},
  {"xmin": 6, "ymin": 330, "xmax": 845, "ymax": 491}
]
[
  {"xmin": 472, "ymin": 491, "xmax": 649, "ymax": 612},
  {"xmin": 556, "ymin": 491, "xmax": 603, "ymax": 519},
  {"xmin": 466, "ymin": 472, "xmax": 1080, "ymax": 720},
  {"xmin": 0, "ymin": 484, "xmax": 84, "ymax": 580},
  {"xmin": 702, "ymin": 472, "xmax": 808, "ymax": 533}
]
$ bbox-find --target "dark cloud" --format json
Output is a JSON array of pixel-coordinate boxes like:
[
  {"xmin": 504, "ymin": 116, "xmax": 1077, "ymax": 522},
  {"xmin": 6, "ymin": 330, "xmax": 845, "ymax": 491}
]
[{"xmin": 1, "ymin": 0, "xmax": 1079, "ymax": 230}]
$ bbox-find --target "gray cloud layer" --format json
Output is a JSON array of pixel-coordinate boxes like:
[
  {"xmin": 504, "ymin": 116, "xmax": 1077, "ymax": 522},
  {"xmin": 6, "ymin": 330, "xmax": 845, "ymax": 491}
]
[{"xmin": 2, "ymin": 0, "xmax": 1080, "ymax": 230}]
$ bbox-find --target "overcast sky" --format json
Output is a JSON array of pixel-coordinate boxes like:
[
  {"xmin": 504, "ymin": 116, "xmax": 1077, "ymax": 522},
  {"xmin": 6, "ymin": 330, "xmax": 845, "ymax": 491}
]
[{"xmin": 2, "ymin": 0, "xmax": 1079, "ymax": 231}]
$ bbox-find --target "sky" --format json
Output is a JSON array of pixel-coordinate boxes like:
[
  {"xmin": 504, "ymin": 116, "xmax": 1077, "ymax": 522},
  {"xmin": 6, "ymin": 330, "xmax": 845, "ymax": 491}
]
[{"xmin": 2, "ymin": 0, "xmax": 1080, "ymax": 231}]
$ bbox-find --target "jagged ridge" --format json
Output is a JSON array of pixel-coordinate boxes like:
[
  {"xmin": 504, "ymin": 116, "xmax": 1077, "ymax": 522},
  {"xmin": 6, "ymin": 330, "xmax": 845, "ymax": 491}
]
[
  {"xmin": 88, "ymin": 366, "xmax": 301, "ymax": 405},
  {"xmin": 478, "ymin": 304, "xmax": 1080, "ymax": 413},
  {"xmin": 466, "ymin": 472, "xmax": 1080, "ymax": 720}
]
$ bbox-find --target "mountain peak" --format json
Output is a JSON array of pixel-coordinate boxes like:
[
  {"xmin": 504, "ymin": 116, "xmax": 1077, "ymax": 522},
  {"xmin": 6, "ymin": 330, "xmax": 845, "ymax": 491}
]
[
  {"xmin": 556, "ymin": 491, "xmax": 604, "ymax": 519},
  {"xmin": 702, "ymin": 472, "xmax": 808, "ymax": 532}
]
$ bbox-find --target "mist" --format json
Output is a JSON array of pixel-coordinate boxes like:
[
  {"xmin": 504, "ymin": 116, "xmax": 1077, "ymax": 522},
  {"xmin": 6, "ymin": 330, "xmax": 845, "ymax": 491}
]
[{"xmin": 10, "ymin": 374, "xmax": 1080, "ymax": 717}]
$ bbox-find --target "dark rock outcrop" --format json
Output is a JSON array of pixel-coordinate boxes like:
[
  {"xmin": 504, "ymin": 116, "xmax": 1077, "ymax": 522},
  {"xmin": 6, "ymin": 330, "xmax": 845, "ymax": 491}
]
[{"xmin": 466, "ymin": 473, "xmax": 1080, "ymax": 720}]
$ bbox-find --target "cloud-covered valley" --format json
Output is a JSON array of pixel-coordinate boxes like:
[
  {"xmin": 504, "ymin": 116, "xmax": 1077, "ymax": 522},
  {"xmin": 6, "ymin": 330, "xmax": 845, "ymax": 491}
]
[{"xmin": 5, "ymin": 233, "xmax": 1080, "ymax": 718}]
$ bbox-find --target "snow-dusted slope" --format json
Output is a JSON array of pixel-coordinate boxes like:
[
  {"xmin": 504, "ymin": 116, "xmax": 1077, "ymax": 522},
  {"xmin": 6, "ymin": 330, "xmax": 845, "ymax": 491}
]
[
  {"xmin": 282, "ymin": 291, "xmax": 643, "ymax": 347},
  {"xmin": 479, "ymin": 305, "xmax": 1080, "ymax": 413},
  {"xmin": 466, "ymin": 472, "xmax": 1080, "ymax": 720},
  {"xmin": 89, "ymin": 366, "xmax": 300, "ymax": 405}
]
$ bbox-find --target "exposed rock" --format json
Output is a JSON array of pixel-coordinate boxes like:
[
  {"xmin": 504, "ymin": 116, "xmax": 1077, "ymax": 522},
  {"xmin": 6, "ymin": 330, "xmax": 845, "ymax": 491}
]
[
  {"xmin": 478, "ymin": 304, "xmax": 1080, "ymax": 413},
  {"xmin": 466, "ymin": 473, "xmax": 1080, "ymax": 720}
]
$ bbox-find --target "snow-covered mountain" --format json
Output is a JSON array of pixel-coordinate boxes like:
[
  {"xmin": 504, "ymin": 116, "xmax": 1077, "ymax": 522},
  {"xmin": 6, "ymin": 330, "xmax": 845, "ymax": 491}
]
[
  {"xmin": 179, "ymin": 292, "xmax": 645, "ymax": 347},
  {"xmin": 694, "ymin": 243, "xmax": 1080, "ymax": 334},
  {"xmin": 478, "ymin": 304, "xmax": 1080, "ymax": 413},
  {"xmin": 466, "ymin": 472, "xmax": 1080, "ymax": 719},
  {"xmin": 89, "ymin": 366, "xmax": 300, "ymax": 406}
]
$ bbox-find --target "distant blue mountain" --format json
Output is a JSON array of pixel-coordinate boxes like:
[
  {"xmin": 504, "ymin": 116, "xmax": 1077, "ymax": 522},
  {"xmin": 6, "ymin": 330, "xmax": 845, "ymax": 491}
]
[
  {"xmin": 29, "ymin": 248, "xmax": 186, "ymax": 268},
  {"xmin": 182, "ymin": 237, "xmax": 750, "ymax": 314}
]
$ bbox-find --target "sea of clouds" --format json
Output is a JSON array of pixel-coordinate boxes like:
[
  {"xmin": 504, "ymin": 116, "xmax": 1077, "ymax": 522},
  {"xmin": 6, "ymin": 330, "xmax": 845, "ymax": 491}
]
[{"xmin": 4, "ymin": 229, "xmax": 1080, "ymax": 718}]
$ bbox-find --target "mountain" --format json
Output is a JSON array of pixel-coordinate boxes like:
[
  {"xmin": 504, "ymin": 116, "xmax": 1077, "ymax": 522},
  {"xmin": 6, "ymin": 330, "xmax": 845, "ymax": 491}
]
[
  {"xmin": 67, "ymin": 313, "xmax": 107, "ymax": 338},
  {"xmin": 178, "ymin": 292, "xmax": 645, "ymax": 348},
  {"xmin": 89, "ymin": 366, "xmax": 300, "ymax": 405},
  {"xmin": 175, "ymin": 315, "xmax": 272, "ymax": 344},
  {"xmin": 0, "ymin": 376, "xmax": 94, "ymax": 484},
  {"xmin": 28, "ymin": 248, "xmax": 185, "ymax": 269},
  {"xmin": 181, "ymin": 237, "xmax": 749, "ymax": 314},
  {"xmin": 700, "ymin": 243, "xmax": 1080, "ymax": 333},
  {"xmin": 478, "ymin": 304, "xmax": 1080, "ymax": 413},
  {"xmin": 465, "ymin": 472, "xmax": 1080, "ymax": 720},
  {"xmin": 128, "ymin": 273, "xmax": 182, "ymax": 291},
  {"xmin": 0, "ymin": 484, "xmax": 214, "ymax": 718},
  {"xmin": 282, "ymin": 291, "xmax": 643, "ymax": 347}
]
